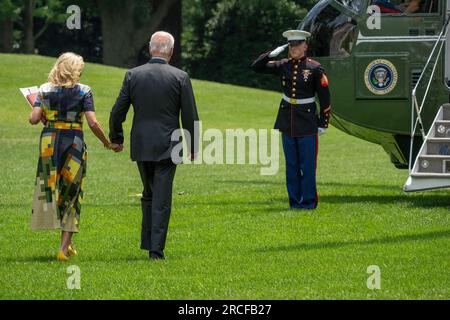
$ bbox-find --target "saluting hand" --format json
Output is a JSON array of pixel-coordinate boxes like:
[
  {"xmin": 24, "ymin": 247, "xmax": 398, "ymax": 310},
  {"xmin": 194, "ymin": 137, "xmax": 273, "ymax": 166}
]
[{"xmin": 269, "ymin": 44, "xmax": 288, "ymax": 58}]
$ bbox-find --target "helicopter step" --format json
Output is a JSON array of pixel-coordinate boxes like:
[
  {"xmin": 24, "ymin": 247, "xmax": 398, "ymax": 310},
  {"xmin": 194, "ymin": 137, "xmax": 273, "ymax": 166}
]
[{"xmin": 404, "ymin": 104, "xmax": 450, "ymax": 192}]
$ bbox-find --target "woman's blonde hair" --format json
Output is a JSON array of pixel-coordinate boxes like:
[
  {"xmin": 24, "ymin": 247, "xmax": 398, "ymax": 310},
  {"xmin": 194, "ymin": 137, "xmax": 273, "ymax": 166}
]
[{"xmin": 48, "ymin": 52, "xmax": 85, "ymax": 88}]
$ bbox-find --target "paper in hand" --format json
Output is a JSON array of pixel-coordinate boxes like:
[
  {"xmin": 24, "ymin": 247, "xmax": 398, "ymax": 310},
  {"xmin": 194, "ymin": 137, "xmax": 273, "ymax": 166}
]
[{"xmin": 19, "ymin": 86, "xmax": 39, "ymax": 109}]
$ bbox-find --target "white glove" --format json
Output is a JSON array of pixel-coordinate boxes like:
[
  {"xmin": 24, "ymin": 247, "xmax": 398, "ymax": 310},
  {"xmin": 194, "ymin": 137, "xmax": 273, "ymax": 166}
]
[
  {"xmin": 318, "ymin": 128, "xmax": 327, "ymax": 136},
  {"xmin": 268, "ymin": 44, "xmax": 288, "ymax": 58}
]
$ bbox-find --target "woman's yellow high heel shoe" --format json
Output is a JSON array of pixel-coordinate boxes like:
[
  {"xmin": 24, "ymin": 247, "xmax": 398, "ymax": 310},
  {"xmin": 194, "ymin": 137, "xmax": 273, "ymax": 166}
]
[
  {"xmin": 67, "ymin": 243, "xmax": 78, "ymax": 257},
  {"xmin": 56, "ymin": 250, "xmax": 69, "ymax": 262}
]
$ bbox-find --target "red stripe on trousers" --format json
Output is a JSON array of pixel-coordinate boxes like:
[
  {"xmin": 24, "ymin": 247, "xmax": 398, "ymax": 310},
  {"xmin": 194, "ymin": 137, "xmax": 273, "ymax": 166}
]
[{"xmin": 314, "ymin": 133, "xmax": 319, "ymax": 208}]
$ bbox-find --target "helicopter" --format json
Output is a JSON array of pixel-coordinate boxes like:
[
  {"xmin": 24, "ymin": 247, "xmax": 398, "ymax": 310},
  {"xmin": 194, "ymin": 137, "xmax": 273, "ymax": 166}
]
[{"xmin": 298, "ymin": 0, "xmax": 450, "ymax": 191}]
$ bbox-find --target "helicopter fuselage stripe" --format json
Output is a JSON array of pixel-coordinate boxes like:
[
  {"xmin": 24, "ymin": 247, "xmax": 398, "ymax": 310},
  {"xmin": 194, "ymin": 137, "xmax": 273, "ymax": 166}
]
[
  {"xmin": 356, "ymin": 33, "xmax": 445, "ymax": 45},
  {"xmin": 357, "ymin": 38, "xmax": 444, "ymax": 44}
]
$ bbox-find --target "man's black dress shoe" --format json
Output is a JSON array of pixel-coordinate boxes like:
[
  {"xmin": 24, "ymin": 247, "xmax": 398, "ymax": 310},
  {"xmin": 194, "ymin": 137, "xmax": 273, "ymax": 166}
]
[{"xmin": 149, "ymin": 251, "xmax": 165, "ymax": 260}]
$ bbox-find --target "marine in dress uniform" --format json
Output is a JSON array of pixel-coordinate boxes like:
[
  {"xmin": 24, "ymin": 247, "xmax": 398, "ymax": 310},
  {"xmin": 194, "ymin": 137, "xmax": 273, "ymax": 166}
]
[{"xmin": 251, "ymin": 30, "xmax": 331, "ymax": 209}]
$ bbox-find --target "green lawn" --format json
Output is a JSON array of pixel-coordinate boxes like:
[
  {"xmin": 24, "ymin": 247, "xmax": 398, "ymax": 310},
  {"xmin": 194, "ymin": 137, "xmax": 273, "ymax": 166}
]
[{"xmin": 0, "ymin": 53, "xmax": 449, "ymax": 299}]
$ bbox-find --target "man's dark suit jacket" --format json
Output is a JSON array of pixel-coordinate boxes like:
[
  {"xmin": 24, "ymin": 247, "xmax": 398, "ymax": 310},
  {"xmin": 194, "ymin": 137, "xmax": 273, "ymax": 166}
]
[{"xmin": 109, "ymin": 58, "xmax": 199, "ymax": 162}]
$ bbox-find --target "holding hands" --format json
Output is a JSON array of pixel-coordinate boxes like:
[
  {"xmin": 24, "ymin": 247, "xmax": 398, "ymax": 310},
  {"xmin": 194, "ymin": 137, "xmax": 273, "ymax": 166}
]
[
  {"xmin": 101, "ymin": 141, "xmax": 123, "ymax": 152},
  {"xmin": 83, "ymin": 111, "xmax": 123, "ymax": 153},
  {"xmin": 110, "ymin": 143, "xmax": 124, "ymax": 153}
]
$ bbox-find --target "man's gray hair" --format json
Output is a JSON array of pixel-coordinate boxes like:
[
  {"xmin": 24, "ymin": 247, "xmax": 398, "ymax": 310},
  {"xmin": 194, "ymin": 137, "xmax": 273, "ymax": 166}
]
[{"xmin": 149, "ymin": 31, "xmax": 175, "ymax": 55}]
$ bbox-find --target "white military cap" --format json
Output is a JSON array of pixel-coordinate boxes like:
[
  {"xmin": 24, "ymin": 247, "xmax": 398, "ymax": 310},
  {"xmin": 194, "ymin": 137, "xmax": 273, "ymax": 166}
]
[{"xmin": 282, "ymin": 30, "xmax": 311, "ymax": 42}]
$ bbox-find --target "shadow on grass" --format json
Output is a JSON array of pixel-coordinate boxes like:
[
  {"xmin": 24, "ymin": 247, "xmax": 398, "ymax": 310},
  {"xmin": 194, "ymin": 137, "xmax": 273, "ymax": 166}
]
[
  {"xmin": 260, "ymin": 194, "xmax": 450, "ymax": 211},
  {"xmin": 256, "ymin": 229, "xmax": 450, "ymax": 253},
  {"xmin": 215, "ymin": 180, "xmax": 281, "ymax": 186},
  {"xmin": 176, "ymin": 192, "xmax": 450, "ymax": 211},
  {"xmin": 2, "ymin": 254, "xmax": 156, "ymax": 264},
  {"xmin": 214, "ymin": 180, "xmax": 403, "ymax": 191},
  {"xmin": 323, "ymin": 181, "xmax": 402, "ymax": 192},
  {"xmin": 211, "ymin": 180, "xmax": 450, "ymax": 208},
  {"xmin": 320, "ymin": 194, "xmax": 450, "ymax": 208},
  {"xmin": 2, "ymin": 255, "xmax": 56, "ymax": 263},
  {"xmin": 77, "ymin": 255, "xmax": 154, "ymax": 263}
]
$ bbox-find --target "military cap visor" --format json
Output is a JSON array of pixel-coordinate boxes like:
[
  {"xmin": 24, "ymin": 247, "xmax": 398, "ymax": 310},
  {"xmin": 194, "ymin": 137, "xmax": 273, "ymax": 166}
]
[{"xmin": 288, "ymin": 40, "xmax": 306, "ymax": 46}]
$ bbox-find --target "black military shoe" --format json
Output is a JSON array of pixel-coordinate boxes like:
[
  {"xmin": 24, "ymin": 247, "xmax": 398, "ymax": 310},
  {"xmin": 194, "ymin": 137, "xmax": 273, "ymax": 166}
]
[{"xmin": 149, "ymin": 251, "xmax": 165, "ymax": 260}]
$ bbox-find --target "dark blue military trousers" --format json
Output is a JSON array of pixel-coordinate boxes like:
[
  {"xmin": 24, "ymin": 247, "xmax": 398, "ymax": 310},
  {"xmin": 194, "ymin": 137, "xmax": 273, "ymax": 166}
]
[{"xmin": 281, "ymin": 133, "xmax": 318, "ymax": 209}]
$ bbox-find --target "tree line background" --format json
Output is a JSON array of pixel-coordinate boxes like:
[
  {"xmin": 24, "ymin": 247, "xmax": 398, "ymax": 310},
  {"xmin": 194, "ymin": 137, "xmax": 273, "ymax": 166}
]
[{"xmin": 0, "ymin": 0, "xmax": 317, "ymax": 90}]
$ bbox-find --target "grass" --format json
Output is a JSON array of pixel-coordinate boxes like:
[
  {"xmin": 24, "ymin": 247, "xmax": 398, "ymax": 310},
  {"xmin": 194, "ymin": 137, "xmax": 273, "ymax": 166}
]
[{"xmin": 0, "ymin": 53, "xmax": 450, "ymax": 299}]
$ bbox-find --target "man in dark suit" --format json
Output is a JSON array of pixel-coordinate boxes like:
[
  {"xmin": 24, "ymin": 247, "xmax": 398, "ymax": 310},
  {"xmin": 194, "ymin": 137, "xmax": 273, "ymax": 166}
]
[{"xmin": 109, "ymin": 31, "xmax": 199, "ymax": 260}]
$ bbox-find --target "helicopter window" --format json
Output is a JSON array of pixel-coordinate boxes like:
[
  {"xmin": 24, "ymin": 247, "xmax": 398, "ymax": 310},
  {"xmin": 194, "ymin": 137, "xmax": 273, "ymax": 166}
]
[
  {"xmin": 371, "ymin": 0, "xmax": 438, "ymax": 14},
  {"xmin": 336, "ymin": 0, "xmax": 364, "ymax": 12},
  {"xmin": 301, "ymin": 5, "xmax": 357, "ymax": 57}
]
